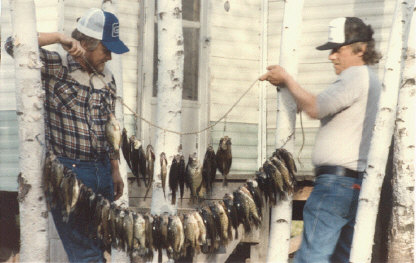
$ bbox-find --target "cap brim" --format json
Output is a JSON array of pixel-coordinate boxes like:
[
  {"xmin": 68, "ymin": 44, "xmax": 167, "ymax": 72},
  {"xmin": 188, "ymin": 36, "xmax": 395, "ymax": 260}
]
[
  {"xmin": 102, "ymin": 40, "xmax": 129, "ymax": 54},
  {"xmin": 316, "ymin": 42, "xmax": 342, "ymax": 50}
]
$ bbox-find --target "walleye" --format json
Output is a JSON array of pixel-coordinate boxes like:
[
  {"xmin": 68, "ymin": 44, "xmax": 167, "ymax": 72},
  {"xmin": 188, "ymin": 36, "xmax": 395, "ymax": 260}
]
[
  {"xmin": 105, "ymin": 113, "xmax": 121, "ymax": 159},
  {"xmin": 143, "ymin": 144, "xmax": 155, "ymax": 200},
  {"xmin": 169, "ymin": 154, "xmax": 180, "ymax": 205},
  {"xmin": 186, "ymin": 153, "xmax": 203, "ymax": 203},
  {"xmin": 160, "ymin": 152, "xmax": 168, "ymax": 199},
  {"xmin": 202, "ymin": 146, "xmax": 217, "ymax": 193},
  {"xmin": 216, "ymin": 136, "xmax": 232, "ymax": 186}
]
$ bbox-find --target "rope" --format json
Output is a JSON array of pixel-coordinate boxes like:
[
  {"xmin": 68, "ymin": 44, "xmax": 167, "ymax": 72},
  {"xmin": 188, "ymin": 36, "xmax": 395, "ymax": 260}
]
[{"xmin": 82, "ymin": 55, "xmax": 258, "ymax": 136}]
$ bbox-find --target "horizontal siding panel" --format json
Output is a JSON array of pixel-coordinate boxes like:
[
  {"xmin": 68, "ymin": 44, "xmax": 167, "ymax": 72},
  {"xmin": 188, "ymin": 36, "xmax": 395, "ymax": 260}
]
[
  {"xmin": 210, "ymin": 27, "xmax": 261, "ymax": 43},
  {"xmin": 210, "ymin": 40, "xmax": 260, "ymax": 60},
  {"xmin": 211, "ymin": 130, "xmax": 258, "ymax": 146},
  {"xmin": 210, "ymin": 0, "xmax": 261, "ymax": 18},
  {"xmin": 210, "ymin": 105, "xmax": 258, "ymax": 124},
  {"xmin": 0, "ymin": 177, "xmax": 18, "ymax": 192}
]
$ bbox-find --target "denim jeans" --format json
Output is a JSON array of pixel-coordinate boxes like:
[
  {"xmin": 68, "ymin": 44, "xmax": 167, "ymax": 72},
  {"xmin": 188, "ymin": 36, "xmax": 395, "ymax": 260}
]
[
  {"xmin": 294, "ymin": 173, "xmax": 362, "ymax": 263},
  {"xmin": 51, "ymin": 157, "xmax": 114, "ymax": 263}
]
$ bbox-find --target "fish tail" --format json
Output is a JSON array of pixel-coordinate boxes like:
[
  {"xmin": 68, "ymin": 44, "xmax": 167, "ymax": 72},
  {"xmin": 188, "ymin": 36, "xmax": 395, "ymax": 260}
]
[
  {"xmin": 171, "ymin": 191, "xmax": 176, "ymax": 205},
  {"xmin": 223, "ymin": 174, "xmax": 228, "ymax": 186},
  {"xmin": 136, "ymin": 176, "xmax": 141, "ymax": 187},
  {"xmin": 143, "ymin": 184, "xmax": 151, "ymax": 200}
]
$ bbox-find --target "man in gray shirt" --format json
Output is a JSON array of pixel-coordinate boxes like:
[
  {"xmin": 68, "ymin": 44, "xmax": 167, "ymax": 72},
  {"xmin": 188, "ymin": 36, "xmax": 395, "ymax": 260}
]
[{"xmin": 260, "ymin": 17, "xmax": 381, "ymax": 263}]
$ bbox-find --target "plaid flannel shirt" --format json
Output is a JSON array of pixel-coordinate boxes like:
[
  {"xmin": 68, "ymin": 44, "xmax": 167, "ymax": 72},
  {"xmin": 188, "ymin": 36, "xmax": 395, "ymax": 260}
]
[{"xmin": 6, "ymin": 37, "xmax": 119, "ymax": 160}]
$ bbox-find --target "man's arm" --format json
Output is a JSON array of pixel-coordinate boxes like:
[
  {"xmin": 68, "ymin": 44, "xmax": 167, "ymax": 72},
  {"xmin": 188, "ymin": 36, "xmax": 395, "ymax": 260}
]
[
  {"xmin": 38, "ymin": 32, "xmax": 85, "ymax": 57},
  {"xmin": 110, "ymin": 159, "xmax": 124, "ymax": 201},
  {"xmin": 259, "ymin": 65, "xmax": 319, "ymax": 119}
]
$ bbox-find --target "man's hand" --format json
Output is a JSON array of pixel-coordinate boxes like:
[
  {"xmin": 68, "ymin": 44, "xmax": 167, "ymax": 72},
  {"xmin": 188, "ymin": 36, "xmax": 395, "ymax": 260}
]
[
  {"xmin": 259, "ymin": 65, "xmax": 289, "ymax": 86},
  {"xmin": 110, "ymin": 160, "xmax": 124, "ymax": 201},
  {"xmin": 59, "ymin": 35, "xmax": 85, "ymax": 58}
]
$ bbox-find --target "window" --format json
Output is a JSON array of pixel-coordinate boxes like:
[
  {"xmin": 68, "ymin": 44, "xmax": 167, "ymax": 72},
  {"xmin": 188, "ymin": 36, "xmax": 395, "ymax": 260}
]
[{"xmin": 152, "ymin": 0, "xmax": 200, "ymax": 100}]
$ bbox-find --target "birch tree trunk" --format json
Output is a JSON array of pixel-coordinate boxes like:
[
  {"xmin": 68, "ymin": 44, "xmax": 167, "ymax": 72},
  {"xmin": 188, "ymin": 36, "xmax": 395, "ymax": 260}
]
[
  {"xmin": 387, "ymin": 7, "xmax": 415, "ymax": 262},
  {"xmin": 266, "ymin": 1, "xmax": 304, "ymax": 262},
  {"xmin": 101, "ymin": 1, "xmax": 130, "ymax": 262},
  {"xmin": 150, "ymin": 0, "xmax": 184, "ymax": 216},
  {"xmin": 10, "ymin": 0, "xmax": 49, "ymax": 261},
  {"xmin": 349, "ymin": 1, "xmax": 415, "ymax": 262}
]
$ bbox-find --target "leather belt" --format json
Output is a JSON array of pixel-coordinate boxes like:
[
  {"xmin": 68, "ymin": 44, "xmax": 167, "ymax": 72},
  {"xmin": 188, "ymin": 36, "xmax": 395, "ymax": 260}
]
[{"xmin": 315, "ymin": 165, "xmax": 364, "ymax": 179}]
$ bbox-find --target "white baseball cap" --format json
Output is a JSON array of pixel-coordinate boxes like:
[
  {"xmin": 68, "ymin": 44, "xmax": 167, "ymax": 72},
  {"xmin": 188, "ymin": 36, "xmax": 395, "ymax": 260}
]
[
  {"xmin": 316, "ymin": 17, "xmax": 372, "ymax": 50},
  {"xmin": 77, "ymin": 8, "xmax": 129, "ymax": 54}
]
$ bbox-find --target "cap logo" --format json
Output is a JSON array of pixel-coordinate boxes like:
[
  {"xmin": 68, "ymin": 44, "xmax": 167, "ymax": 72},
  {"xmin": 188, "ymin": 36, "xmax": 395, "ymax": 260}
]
[{"xmin": 112, "ymin": 23, "xmax": 119, "ymax": 37}]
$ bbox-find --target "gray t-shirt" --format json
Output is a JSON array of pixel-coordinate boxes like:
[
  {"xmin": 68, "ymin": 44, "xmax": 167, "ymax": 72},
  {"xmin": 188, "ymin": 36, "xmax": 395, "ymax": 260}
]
[{"xmin": 312, "ymin": 65, "xmax": 381, "ymax": 172}]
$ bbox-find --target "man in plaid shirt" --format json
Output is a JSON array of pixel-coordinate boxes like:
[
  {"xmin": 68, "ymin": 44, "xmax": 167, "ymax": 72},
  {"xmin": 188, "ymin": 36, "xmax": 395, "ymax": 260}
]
[{"xmin": 6, "ymin": 8, "xmax": 129, "ymax": 262}]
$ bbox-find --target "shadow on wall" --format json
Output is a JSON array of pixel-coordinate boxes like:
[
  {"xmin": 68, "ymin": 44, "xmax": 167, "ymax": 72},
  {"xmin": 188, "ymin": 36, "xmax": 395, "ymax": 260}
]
[{"xmin": 0, "ymin": 191, "xmax": 20, "ymax": 262}]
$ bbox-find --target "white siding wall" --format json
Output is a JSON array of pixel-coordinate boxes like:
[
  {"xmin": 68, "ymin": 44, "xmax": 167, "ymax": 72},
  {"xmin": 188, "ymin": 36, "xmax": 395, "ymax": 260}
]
[
  {"xmin": 207, "ymin": 0, "xmax": 262, "ymax": 173},
  {"xmin": 267, "ymin": 0, "xmax": 396, "ymax": 177}
]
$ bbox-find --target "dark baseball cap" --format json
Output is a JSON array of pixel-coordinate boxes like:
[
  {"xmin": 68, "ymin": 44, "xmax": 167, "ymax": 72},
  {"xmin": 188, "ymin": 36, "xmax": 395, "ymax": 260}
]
[{"xmin": 316, "ymin": 17, "xmax": 373, "ymax": 50}]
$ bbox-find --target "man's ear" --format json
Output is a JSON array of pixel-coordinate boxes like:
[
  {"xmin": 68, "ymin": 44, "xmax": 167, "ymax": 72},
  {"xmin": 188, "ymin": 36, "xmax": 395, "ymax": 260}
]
[{"xmin": 358, "ymin": 42, "xmax": 367, "ymax": 57}]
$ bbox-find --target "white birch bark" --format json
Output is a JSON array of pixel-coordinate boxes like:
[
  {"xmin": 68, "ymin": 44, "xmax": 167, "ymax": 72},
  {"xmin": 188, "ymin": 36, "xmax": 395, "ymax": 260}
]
[
  {"xmin": 101, "ymin": 1, "xmax": 130, "ymax": 262},
  {"xmin": 150, "ymin": 0, "xmax": 184, "ymax": 216},
  {"xmin": 266, "ymin": 1, "xmax": 304, "ymax": 262},
  {"xmin": 387, "ymin": 7, "xmax": 415, "ymax": 262},
  {"xmin": 349, "ymin": 1, "xmax": 415, "ymax": 262},
  {"xmin": 10, "ymin": 0, "xmax": 49, "ymax": 261}
]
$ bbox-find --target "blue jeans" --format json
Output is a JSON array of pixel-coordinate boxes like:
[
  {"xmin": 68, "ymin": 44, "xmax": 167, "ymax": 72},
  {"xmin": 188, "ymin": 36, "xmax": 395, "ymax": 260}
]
[
  {"xmin": 294, "ymin": 174, "xmax": 362, "ymax": 263},
  {"xmin": 51, "ymin": 157, "xmax": 114, "ymax": 263}
]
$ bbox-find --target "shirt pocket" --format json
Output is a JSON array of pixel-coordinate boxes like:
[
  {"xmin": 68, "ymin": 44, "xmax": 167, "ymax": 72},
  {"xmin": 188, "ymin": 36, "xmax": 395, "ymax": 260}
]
[{"xmin": 53, "ymin": 83, "xmax": 79, "ymax": 112}]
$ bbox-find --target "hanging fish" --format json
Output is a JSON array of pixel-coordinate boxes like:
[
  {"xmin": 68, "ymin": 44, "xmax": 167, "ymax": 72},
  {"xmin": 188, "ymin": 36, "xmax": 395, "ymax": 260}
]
[
  {"xmin": 216, "ymin": 136, "xmax": 232, "ymax": 186},
  {"xmin": 105, "ymin": 113, "xmax": 121, "ymax": 159},
  {"xmin": 51, "ymin": 159, "xmax": 64, "ymax": 208},
  {"xmin": 143, "ymin": 213, "xmax": 154, "ymax": 261},
  {"xmin": 178, "ymin": 154, "xmax": 186, "ymax": 204},
  {"xmin": 42, "ymin": 154, "xmax": 53, "ymax": 210},
  {"xmin": 121, "ymin": 128, "xmax": 131, "ymax": 170},
  {"xmin": 233, "ymin": 190, "xmax": 251, "ymax": 233},
  {"xmin": 132, "ymin": 212, "xmax": 146, "ymax": 252},
  {"xmin": 100, "ymin": 198, "xmax": 111, "ymax": 248},
  {"xmin": 183, "ymin": 213, "xmax": 200, "ymax": 256},
  {"xmin": 192, "ymin": 211, "xmax": 207, "ymax": 250},
  {"xmin": 238, "ymin": 187, "xmax": 261, "ymax": 228},
  {"xmin": 270, "ymin": 156, "xmax": 293, "ymax": 194},
  {"xmin": 169, "ymin": 154, "xmax": 181, "ymax": 205},
  {"xmin": 202, "ymin": 146, "xmax": 217, "ymax": 194},
  {"xmin": 167, "ymin": 215, "xmax": 185, "ymax": 259},
  {"xmin": 143, "ymin": 145, "xmax": 155, "ymax": 200},
  {"xmin": 185, "ymin": 153, "xmax": 203, "ymax": 203},
  {"xmin": 199, "ymin": 207, "xmax": 217, "ymax": 253},
  {"xmin": 160, "ymin": 152, "xmax": 168, "ymax": 199},
  {"xmin": 274, "ymin": 148, "xmax": 298, "ymax": 186},
  {"xmin": 223, "ymin": 193, "xmax": 239, "ymax": 239},
  {"xmin": 246, "ymin": 179, "xmax": 263, "ymax": 217},
  {"xmin": 123, "ymin": 210, "xmax": 135, "ymax": 252},
  {"xmin": 129, "ymin": 136, "xmax": 147, "ymax": 187}
]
